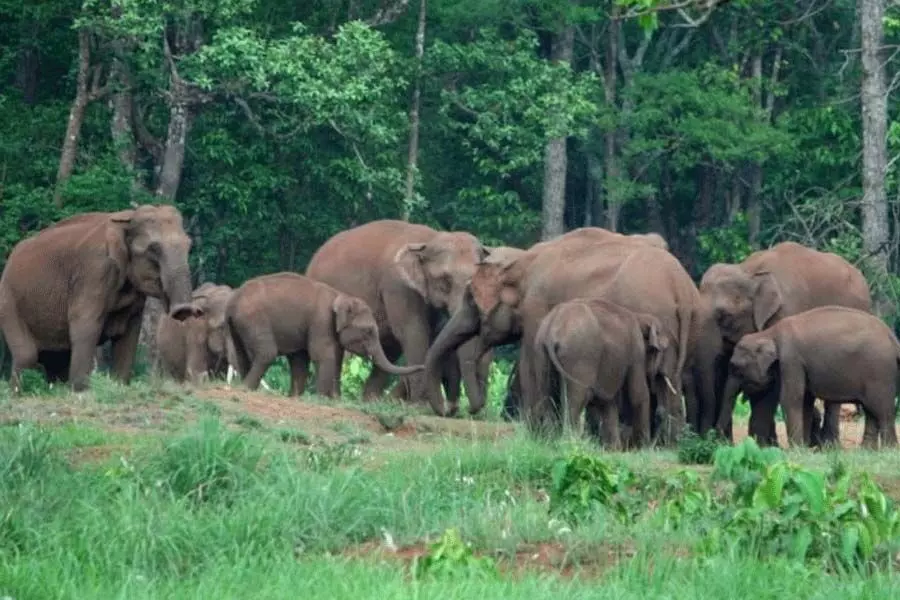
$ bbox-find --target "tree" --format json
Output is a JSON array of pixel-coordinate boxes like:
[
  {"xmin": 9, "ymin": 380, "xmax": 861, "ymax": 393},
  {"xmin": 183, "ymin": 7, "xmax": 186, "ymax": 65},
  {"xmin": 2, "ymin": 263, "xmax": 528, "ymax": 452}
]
[{"xmin": 858, "ymin": 0, "xmax": 890, "ymax": 315}]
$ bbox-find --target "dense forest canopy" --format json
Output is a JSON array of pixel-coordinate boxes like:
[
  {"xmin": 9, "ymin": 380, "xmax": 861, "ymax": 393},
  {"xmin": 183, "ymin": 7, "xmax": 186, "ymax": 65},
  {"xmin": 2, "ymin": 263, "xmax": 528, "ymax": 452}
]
[{"xmin": 1, "ymin": 0, "xmax": 899, "ymax": 313}]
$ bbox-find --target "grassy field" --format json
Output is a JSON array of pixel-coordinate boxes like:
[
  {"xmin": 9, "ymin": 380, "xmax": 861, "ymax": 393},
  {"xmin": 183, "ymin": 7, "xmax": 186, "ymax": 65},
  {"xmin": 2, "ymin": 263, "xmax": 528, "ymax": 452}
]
[{"xmin": 1, "ymin": 366, "xmax": 900, "ymax": 599}]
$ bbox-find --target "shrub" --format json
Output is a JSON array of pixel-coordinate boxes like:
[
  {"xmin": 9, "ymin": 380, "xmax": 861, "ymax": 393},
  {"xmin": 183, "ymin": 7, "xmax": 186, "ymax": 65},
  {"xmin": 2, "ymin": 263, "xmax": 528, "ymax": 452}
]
[{"xmin": 677, "ymin": 429, "xmax": 727, "ymax": 465}]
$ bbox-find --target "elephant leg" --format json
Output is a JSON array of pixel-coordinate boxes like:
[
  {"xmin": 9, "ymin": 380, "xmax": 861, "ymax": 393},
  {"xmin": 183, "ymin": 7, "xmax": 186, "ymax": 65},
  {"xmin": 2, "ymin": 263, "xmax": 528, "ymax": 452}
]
[
  {"xmin": 502, "ymin": 361, "xmax": 521, "ymax": 421},
  {"xmin": 682, "ymin": 368, "xmax": 700, "ymax": 434},
  {"xmin": 365, "ymin": 337, "xmax": 401, "ymax": 400},
  {"xmin": 584, "ymin": 400, "xmax": 603, "ymax": 443},
  {"xmin": 864, "ymin": 383, "xmax": 899, "ymax": 449},
  {"xmin": 748, "ymin": 389, "xmax": 779, "ymax": 447},
  {"xmin": 287, "ymin": 351, "xmax": 309, "ymax": 397},
  {"xmin": 312, "ymin": 345, "xmax": 341, "ymax": 398},
  {"xmin": 4, "ymin": 316, "xmax": 40, "ymax": 394},
  {"xmin": 242, "ymin": 338, "xmax": 277, "ymax": 392},
  {"xmin": 627, "ymin": 368, "xmax": 651, "ymax": 449},
  {"xmin": 68, "ymin": 317, "xmax": 104, "ymax": 392},
  {"xmin": 818, "ymin": 403, "xmax": 841, "ymax": 446},
  {"xmin": 109, "ymin": 313, "xmax": 142, "ymax": 384},
  {"xmin": 598, "ymin": 396, "xmax": 622, "ymax": 451},
  {"xmin": 394, "ymin": 318, "xmax": 443, "ymax": 411},
  {"xmin": 457, "ymin": 337, "xmax": 488, "ymax": 415},
  {"xmin": 780, "ymin": 370, "xmax": 808, "ymax": 447},
  {"xmin": 364, "ymin": 366, "xmax": 392, "ymax": 399}
]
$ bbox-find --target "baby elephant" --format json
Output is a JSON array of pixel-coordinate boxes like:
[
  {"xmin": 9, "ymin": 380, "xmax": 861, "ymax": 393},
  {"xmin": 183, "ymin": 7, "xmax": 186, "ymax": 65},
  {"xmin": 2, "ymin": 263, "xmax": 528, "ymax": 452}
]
[
  {"xmin": 226, "ymin": 272, "xmax": 423, "ymax": 396},
  {"xmin": 157, "ymin": 283, "xmax": 234, "ymax": 384},
  {"xmin": 534, "ymin": 298, "xmax": 674, "ymax": 450},
  {"xmin": 719, "ymin": 306, "xmax": 899, "ymax": 449}
]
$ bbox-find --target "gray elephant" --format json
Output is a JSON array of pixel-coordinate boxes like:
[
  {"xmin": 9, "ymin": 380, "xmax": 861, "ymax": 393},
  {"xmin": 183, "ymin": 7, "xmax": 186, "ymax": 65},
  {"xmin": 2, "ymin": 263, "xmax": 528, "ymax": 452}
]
[
  {"xmin": 698, "ymin": 242, "xmax": 871, "ymax": 446},
  {"xmin": 0, "ymin": 205, "xmax": 201, "ymax": 392},
  {"xmin": 306, "ymin": 220, "xmax": 493, "ymax": 416},
  {"xmin": 720, "ymin": 306, "xmax": 899, "ymax": 449},
  {"xmin": 534, "ymin": 298, "xmax": 676, "ymax": 450},
  {"xmin": 157, "ymin": 283, "xmax": 233, "ymax": 384},
  {"xmin": 225, "ymin": 272, "xmax": 423, "ymax": 396},
  {"xmin": 422, "ymin": 228, "xmax": 697, "ymax": 444}
]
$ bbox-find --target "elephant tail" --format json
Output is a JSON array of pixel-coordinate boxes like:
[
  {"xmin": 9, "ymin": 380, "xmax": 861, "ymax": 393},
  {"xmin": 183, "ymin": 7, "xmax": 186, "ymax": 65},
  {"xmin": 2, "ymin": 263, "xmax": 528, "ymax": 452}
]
[{"xmin": 542, "ymin": 338, "xmax": 595, "ymax": 395}]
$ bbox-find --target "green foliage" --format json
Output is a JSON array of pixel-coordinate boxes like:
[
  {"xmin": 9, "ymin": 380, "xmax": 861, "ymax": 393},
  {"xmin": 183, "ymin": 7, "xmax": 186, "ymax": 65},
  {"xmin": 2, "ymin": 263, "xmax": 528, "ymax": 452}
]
[
  {"xmin": 712, "ymin": 438, "xmax": 786, "ymax": 504},
  {"xmin": 411, "ymin": 528, "xmax": 498, "ymax": 580},
  {"xmin": 677, "ymin": 429, "xmax": 727, "ymax": 465},
  {"xmin": 549, "ymin": 451, "xmax": 632, "ymax": 524}
]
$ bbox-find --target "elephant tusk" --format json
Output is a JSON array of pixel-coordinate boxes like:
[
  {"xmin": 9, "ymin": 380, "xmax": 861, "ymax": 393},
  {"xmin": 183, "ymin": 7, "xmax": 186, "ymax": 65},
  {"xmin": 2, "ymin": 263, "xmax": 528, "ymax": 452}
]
[{"xmin": 663, "ymin": 375, "xmax": 678, "ymax": 396}]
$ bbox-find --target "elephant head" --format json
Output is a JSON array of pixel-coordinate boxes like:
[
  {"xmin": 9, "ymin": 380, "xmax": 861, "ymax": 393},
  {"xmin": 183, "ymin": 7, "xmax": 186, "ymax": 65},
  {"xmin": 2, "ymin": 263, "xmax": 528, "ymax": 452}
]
[
  {"xmin": 717, "ymin": 333, "xmax": 778, "ymax": 433},
  {"xmin": 185, "ymin": 284, "xmax": 233, "ymax": 383},
  {"xmin": 699, "ymin": 263, "xmax": 783, "ymax": 345},
  {"xmin": 107, "ymin": 204, "xmax": 201, "ymax": 321},
  {"xmin": 421, "ymin": 257, "xmax": 528, "ymax": 415},
  {"xmin": 393, "ymin": 232, "xmax": 490, "ymax": 315},
  {"xmin": 333, "ymin": 295, "xmax": 424, "ymax": 376},
  {"xmin": 635, "ymin": 314, "xmax": 675, "ymax": 387}
]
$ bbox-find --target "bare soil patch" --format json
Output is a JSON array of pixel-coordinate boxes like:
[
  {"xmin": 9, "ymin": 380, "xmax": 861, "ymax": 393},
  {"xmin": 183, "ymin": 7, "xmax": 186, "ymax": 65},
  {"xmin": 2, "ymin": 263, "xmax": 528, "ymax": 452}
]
[{"xmin": 343, "ymin": 538, "xmax": 635, "ymax": 580}]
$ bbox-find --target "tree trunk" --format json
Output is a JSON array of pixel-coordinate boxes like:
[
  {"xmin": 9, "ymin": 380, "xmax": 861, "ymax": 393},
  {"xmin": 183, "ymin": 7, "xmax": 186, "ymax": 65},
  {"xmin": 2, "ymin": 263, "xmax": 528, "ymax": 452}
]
[
  {"xmin": 603, "ymin": 15, "xmax": 621, "ymax": 232},
  {"xmin": 540, "ymin": 25, "xmax": 574, "ymax": 240},
  {"xmin": 109, "ymin": 48, "xmax": 142, "ymax": 195},
  {"xmin": 156, "ymin": 86, "xmax": 192, "ymax": 201},
  {"xmin": 403, "ymin": 0, "xmax": 427, "ymax": 221},
  {"xmin": 15, "ymin": 44, "xmax": 39, "ymax": 106},
  {"xmin": 858, "ymin": 0, "xmax": 891, "ymax": 316},
  {"xmin": 54, "ymin": 30, "xmax": 100, "ymax": 208}
]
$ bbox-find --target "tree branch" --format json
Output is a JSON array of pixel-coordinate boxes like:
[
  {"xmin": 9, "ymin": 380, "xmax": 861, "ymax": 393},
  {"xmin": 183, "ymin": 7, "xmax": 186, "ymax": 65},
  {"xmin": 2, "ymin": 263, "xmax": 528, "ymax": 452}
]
[{"xmin": 364, "ymin": 0, "xmax": 411, "ymax": 27}]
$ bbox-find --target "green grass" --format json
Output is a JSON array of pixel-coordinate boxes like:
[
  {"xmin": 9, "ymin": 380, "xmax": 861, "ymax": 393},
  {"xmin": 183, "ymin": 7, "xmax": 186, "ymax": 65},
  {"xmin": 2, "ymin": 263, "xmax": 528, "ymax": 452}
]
[{"xmin": 1, "ymin": 411, "xmax": 899, "ymax": 599}]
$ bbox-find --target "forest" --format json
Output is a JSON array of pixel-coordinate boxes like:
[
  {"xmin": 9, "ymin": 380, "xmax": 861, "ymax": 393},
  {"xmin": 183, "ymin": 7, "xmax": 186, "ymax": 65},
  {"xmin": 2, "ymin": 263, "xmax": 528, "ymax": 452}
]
[{"xmin": 1, "ymin": 0, "xmax": 898, "ymax": 308}]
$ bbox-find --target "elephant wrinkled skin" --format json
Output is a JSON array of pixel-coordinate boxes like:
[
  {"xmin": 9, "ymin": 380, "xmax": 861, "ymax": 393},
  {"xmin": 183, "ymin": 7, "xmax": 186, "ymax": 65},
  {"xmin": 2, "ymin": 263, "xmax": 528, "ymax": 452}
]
[
  {"xmin": 0, "ymin": 205, "xmax": 201, "ymax": 392},
  {"xmin": 306, "ymin": 220, "xmax": 491, "ymax": 415},
  {"xmin": 225, "ymin": 272, "xmax": 422, "ymax": 396},
  {"xmin": 157, "ymin": 283, "xmax": 234, "ymax": 384},
  {"xmin": 534, "ymin": 298, "xmax": 677, "ymax": 449},
  {"xmin": 720, "ymin": 306, "xmax": 899, "ymax": 449},
  {"xmin": 698, "ymin": 242, "xmax": 871, "ymax": 446}
]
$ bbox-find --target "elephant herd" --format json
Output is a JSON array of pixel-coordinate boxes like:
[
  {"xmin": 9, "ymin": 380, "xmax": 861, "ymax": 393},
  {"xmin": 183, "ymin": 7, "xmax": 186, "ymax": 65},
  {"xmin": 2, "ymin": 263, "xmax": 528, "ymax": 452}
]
[{"xmin": 1, "ymin": 204, "xmax": 897, "ymax": 450}]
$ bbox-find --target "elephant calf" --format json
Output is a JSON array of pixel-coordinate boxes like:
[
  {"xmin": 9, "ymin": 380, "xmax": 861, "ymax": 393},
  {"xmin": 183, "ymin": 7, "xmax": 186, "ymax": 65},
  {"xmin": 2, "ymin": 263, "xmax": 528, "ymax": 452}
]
[
  {"xmin": 225, "ymin": 273, "xmax": 423, "ymax": 396},
  {"xmin": 720, "ymin": 306, "xmax": 899, "ymax": 449},
  {"xmin": 157, "ymin": 283, "xmax": 233, "ymax": 384},
  {"xmin": 533, "ymin": 298, "xmax": 675, "ymax": 450}
]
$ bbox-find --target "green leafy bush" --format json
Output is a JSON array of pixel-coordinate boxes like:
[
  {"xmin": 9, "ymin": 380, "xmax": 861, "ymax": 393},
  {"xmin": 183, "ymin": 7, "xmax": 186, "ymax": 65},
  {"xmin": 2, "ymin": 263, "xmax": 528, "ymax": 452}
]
[
  {"xmin": 411, "ymin": 528, "xmax": 498, "ymax": 580},
  {"xmin": 549, "ymin": 451, "xmax": 635, "ymax": 524},
  {"xmin": 677, "ymin": 429, "xmax": 727, "ymax": 465}
]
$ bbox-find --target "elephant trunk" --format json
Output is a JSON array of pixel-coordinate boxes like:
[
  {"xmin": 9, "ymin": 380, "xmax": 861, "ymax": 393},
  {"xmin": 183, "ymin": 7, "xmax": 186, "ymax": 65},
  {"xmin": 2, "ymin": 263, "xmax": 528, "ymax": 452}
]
[
  {"xmin": 365, "ymin": 339, "xmax": 423, "ymax": 376},
  {"xmin": 162, "ymin": 255, "xmax": 201, "ymax": 321},
  {"xmin": 457, "ymin": 337, "xmax": 489, "ymax": 415},
  {"xmin": 422, "ymin": 300, "xmax": 481, "ymax": 416},
  {"xmin": 717, "ymin": 373, "xmax": 742, "ymax": 439}
]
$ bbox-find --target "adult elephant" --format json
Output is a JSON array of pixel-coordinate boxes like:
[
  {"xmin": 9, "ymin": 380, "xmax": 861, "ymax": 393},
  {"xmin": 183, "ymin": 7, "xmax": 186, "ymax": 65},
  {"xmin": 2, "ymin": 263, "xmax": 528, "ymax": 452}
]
[
  {"xmin": 306, "ymin": 220, "xmax": 491, "ymax": 415},
  {"xmin": 700, "ymin": 242, "xmax": 872, "ymax": 446},
  {"xmin": 157, "ymin": 283, "xmax": 233, "ymax": 384},
  {"xmin": 421, "ymin": 229, "xmax": 697, "ymax": 443},
  {"xmin": 0, "ymin": 205, "xmax": 201, "ymax": 392}
]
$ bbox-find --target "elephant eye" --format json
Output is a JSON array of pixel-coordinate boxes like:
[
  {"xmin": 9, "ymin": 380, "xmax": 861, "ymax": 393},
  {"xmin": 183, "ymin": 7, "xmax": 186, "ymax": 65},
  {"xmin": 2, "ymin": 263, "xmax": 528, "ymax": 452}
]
[{"xmin": 146, "ymin": 242, "xmax": 163, "ymax": 259}]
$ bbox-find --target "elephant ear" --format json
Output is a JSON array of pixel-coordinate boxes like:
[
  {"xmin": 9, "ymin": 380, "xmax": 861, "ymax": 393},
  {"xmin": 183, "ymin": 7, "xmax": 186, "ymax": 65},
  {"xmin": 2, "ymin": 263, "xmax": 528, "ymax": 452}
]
[
  {"xmin": 754, "ymin": 337, "xmax": 779, "ymax": 375},
  {"xmin": 393, "ymin": 242, "xmax": 429, "ymax": 298},
  {"xmin": 636, "ymin": 314, "xmax": 668, "ymax": 376},
  {"xmin": 332, "ymin": 295, "xmax": 364, "ymax": 332},
  {"xmin": 105, "ymin": 210, "xmax": 134, "ymax": 277},
  {"xmin": 752, "ymin": 272, "xmax": 783, "ymax": 331}
]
